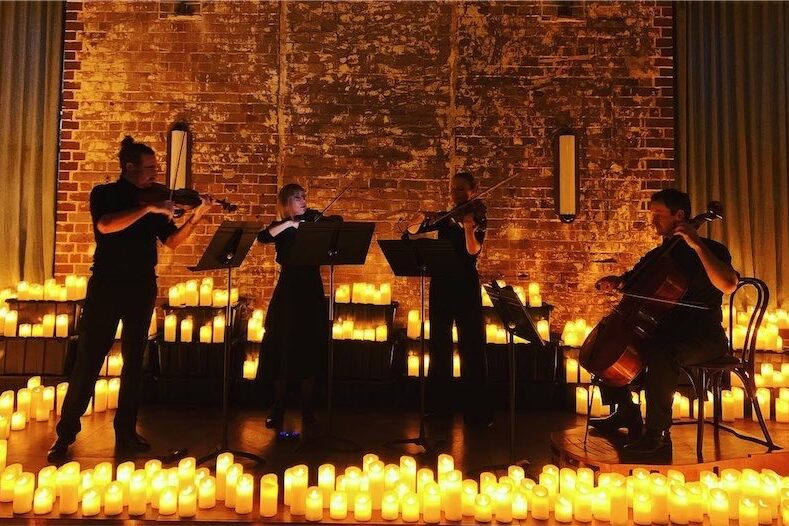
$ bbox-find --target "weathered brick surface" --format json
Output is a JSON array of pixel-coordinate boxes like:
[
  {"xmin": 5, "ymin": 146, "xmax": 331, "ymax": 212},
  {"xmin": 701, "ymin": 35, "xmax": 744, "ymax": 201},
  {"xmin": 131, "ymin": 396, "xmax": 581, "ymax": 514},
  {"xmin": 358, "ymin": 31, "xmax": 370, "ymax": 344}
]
[{"xmin": 57, "ymin": 1, "xmax": 674, "ymax": 330}]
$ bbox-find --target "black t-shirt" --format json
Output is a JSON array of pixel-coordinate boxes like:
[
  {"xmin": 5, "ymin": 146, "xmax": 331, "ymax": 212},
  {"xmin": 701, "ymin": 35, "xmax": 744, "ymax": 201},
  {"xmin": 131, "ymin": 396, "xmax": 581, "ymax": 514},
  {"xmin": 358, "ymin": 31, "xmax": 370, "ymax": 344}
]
[
  {"xmin": 90, "ymin": 178, "xmax": 177, "ymax": 277},
  {"xmin": 621, "ymin": 236, "xmax": 737, "ymax": 333}
]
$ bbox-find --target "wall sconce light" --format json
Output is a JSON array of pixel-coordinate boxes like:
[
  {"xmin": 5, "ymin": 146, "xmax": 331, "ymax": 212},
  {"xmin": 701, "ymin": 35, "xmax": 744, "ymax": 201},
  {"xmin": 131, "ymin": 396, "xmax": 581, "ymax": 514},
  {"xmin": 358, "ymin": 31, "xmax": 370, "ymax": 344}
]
[
  {"xmin": 555, "ymin": 129, "xmax": 579, "ymax": 223},
  {"xmin": 167, "ymin": 121, "xmax": 191, "ymax": 190}
]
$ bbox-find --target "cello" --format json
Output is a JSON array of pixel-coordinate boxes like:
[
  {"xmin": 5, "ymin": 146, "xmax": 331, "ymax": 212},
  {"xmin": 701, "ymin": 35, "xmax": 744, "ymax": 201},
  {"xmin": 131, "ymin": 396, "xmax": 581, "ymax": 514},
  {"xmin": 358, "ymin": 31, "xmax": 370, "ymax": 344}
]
[{"xmin": 578, "ymin": 201, "xmax": 724, "ymax": 386}]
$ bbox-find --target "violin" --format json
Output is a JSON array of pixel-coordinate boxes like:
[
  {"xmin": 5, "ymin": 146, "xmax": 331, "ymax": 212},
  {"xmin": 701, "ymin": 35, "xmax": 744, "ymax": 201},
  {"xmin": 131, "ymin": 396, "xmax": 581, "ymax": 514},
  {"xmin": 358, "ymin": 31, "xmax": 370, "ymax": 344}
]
[
  {"xmin": 138, "ymin": 182, "xmax": 237, "ymax": 218},
  {"xmin": 578, "ymin": 201, "xmax": 724, "ymax": 386},
  {"xmin": 406, "ymin": 198, "xmax": 487, "ymax": 236}
]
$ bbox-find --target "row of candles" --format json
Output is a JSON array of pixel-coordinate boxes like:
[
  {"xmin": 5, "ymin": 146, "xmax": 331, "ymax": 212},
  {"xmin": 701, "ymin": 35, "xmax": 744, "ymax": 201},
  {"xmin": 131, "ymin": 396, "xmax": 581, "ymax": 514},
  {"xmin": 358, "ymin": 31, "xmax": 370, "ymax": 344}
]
[
  {"xmin": 335, "ymin": 283, "xmax": 392, "ymax": 305},
  {"xmin": 755, "ymin": 362, "xmax": 789, "ymax": 388},
  {"xmin": 0, "ymin": 310, "xmax": 70, "ymax": 338},
  {"xmin": 481, "ymin": 282, "xmax": 544, "ymax": 308},
  {"xmin": 167, "ymin": 278, "xmax": 238, "ymax": 308},
  {"xmin": 162, "ymin": 314, "xmax": 226, "ymax": 343},
  {"xmin": 406, "ymin": 352, "xmax": 461, "ymax": 378},
  {"xmin": 333, "ymin": 319, "xmax": 388, "ymax": 342},
  {"xmin": 1, "ymin": 275, "xmax": 88, "ymax": 303},
  {"xmin": 1, "ymin": 451, "xmax": 787, "ymax": 524},
  {"xmin": 0, "ymin": 377, "xmax": 121, "ymax": 436},
  {"xmin": 406, "ymin": 311, "xmax": 550, "ymax": 343},
  {"xmin": 574, "ymin": 384, "xmax": 789, "ymax": 422}
]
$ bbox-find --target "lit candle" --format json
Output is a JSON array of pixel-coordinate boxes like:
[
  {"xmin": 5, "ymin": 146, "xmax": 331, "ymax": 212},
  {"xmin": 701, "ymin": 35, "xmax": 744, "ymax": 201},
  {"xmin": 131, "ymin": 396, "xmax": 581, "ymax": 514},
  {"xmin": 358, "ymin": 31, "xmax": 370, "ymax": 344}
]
[
  {"xmin": 0, "ymin": 417, "xmax": 7, "ymax": 439},
  {"xmin": 380, "ymin": 283, "xmax": 392, "ymax": 304},
  {"xmin": 10, "ymin": 412, "xmax": 25, "ymax": 431},
  {"xmin": 180, "ymin": 317, "xmax": 193, "ymax": 343},
  {"xmin": 215, "ymin": 452, "xmax": 233, "ymax": 501},
  {"xmin": 81, "ymin": 487, "xmax": 100, "ymax": 516},
  {"xmin": 406, "ymin": 310, "xmax": 420, "ymax": 339},
  {"xmin": 401, "ymin": 492, "xmax": 419, "ymax": 522},
  {"xmin": 575, "ymin": 386, "xmax": 588, "ymax": 414},
  {"xmin": 443, "ymin": 470, "xmax": 463, "ymax": 521},
  {"xmin": 164, "ymin": 314, "xmax": 177, "ymax": 342},
  {"xmin": 776, "ymin": 398, "xmax": 789, "ymax": 422},
  {"xmin": 259, "ymin": 473, "xmax": 278, "ymax": 517},
  {"xmin": 592, "ymin": 486, "xmax": 611, "ymax": 522},
  {"xmin": 168, "ymin": 285, "xmax": 182, "ymax": 307},
  {"xmin": 17, "ymin": 323, "xmax": 31, "ymax": 338},
  {"xmin": 329, "ymin": 490, "xmax": 348, "ymax": 520},
  {"xmin": 574, "ymin": 484, "xmax": 593, "ymax": 522},
  {"xmin": 302, "ymin": 486, "xmax": 322, "ymax": 521},
  {"xmin": 128, "ymin": 470, "xmax": 147, "ymax": 516},
  {"xmin": 213, "ymin": 315, "xmax": 225, "ymax": 343},
  {"xmin": 354, "ymin": 492, "xmax": 372, "ymax": 521},
  {"xmin": 555, "ymin": 494, "xmax": 573, "ymax": 523},
  {"xmin": 650, "ymin": 473, "xmax": 668, "ymax": 524},
  {"xmin": 158, "ymin": 486, "xmax": 177, "ymax": 515},
  {"xmin": 93, "ymin": 379, "xmax": 108, "ymax": 413},
  {"xmin": 3, "ymin": 310, "xmax": 17, "ymax": 337},
  {"xmin": 668, "ymin": 484, "xmax": 689, "ymax": 525},
  {"xmin": 103, "ymin": 481, "xmax": 123, "ymax": 516},
  {"xmin": 537, "ymin": 319, "xmax": 550, "ymax": 341},
  {"xmin": 32, "ymin": 486, "xmax": 53, "ymax": 515},
  {"xmin": 566, "ymin": 358, "xmax": 579, "ymax": 383},
  {"xmin": 722, "ymin": 390, "xmax": 736, "ymax": 421},
  {"xmin": 416, "ymin": 467, "xmax": 434, "ymax": 495},
  {"xmin": 42, "ymin": 314, "xmax": 55, "ymax": 338},
  {"xmin": 0, "ymin": 392, "xmax": 12, "ymax": 418},
  {"xmin": 291, "ymin": 464, "xmax": 308, "ymax": 515},
  {"xmin": 199, "ymin": 324, "xmax": 212, "ymax": 343},
  {"xmin": 739, "ymin": 496, "xmax": 759, "ymax": 526},
  {"xmin": 368, "ymin": 461, "xmax": 384, "ymax": 510},
  {"xmin": 529, "ymin": 293, "xmax": 542, "ymax": 307},
  {"xmin": 225, "ymin": 463, "xmax": 243, "ymax": 509},
  {"xmin": 633, "ymin": 492, "xmax": 652, "ymax": 525},
  {"xmin": 235, "ymin": 474, "xmax": 254, "ymax": 514},
  {"xmin": 12, "ymin": 471, "xmax": 34, "ymax": 514},
  {"xmin": 57, "ymin": 462, "xmax": 80, "ymax": 514},
  {"xmin": 55, "ymin": 314, "xmax": 69, "ymax": 337},
  {"xmin": 56, "ymin": 382, "xmax": 68, "ymax": 415},
  {"xmin": 531, "ymin": 484, "xmax": 550, "ymax": 520},
  {"xmin": 400, "ymin": 456, "xmax": 417, "ymax": 493},
  {"xmin": 708, "ymin": 488, "xmax": 730, "ymax": 526},
  {"xmin": 381, "ymin": 490, "xmax": 399, "ymax": 520},
  {"xmin": 754, "ymin": 388, "xmax": 771, "ymax": 421}
]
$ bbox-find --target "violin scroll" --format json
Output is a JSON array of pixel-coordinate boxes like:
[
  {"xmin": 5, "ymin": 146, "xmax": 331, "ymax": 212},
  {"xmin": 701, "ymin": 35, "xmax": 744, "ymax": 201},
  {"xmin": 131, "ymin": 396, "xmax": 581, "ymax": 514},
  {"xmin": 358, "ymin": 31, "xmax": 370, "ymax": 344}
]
[{"xmin": 138, "ymin": 183, "xmax": 237, "ymax": 218}]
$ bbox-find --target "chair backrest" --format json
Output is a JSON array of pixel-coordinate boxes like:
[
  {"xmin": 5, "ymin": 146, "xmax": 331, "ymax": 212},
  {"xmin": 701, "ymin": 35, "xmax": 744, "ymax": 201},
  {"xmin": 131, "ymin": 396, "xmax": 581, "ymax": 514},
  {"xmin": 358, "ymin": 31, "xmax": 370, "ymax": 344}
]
[{"xmin": 728, "ymin": 277, "xmax": 770, "ymax": 370}]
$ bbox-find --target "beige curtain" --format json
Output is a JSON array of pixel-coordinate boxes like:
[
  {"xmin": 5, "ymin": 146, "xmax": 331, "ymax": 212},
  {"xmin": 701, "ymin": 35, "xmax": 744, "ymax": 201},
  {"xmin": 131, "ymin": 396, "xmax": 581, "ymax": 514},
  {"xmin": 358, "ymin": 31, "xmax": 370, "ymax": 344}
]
[
  {"xmin": 677, "ymin": 1, "xmax": 789, "ymax": 308},
  {"xmin": 0, "ymin": 1, "xmax": 63, "ymax": 288}
]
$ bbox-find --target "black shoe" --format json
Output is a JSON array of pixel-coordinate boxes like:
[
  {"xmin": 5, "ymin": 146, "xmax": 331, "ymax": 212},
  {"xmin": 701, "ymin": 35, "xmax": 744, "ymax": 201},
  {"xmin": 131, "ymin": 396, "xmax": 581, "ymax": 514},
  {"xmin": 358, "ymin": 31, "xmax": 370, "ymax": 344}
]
[
  {"xmin": 47, "ymin": 437, "xmax": 72, "ymax": 464},
  {"xmin": 115, "ymin": 432, "xmax": 151, "ymax": 452},
  {"xmin": 622, "ymin": 429, "xmax": 672, "ymax": 456},
  {"xmin": 265, "ymin": 407, "xmax": 284, "ymax": 429},
  {"xmin": 589, "ymin": 405, "xmax": 643, "ymax": 437}
]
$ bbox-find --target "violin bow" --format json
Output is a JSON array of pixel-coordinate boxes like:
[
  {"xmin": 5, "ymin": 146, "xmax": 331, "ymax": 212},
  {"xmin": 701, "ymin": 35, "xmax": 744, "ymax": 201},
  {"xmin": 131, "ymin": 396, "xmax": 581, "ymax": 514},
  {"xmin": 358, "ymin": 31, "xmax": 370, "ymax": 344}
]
[
  {"xmin": 312, "ymin": 180, "xmax": 355, "ymax": 221},
  {"xmin": 427, "ymin": 172, "xmax": 521, "ymax": 227}
]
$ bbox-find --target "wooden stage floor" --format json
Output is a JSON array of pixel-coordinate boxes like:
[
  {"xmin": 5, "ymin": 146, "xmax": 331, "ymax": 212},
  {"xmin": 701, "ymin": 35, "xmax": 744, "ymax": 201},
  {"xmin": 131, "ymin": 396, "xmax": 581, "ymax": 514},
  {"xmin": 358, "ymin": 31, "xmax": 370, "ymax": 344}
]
[{"xmin": 2, "ymin": 406, "xmax": 788, "ymax": 523}]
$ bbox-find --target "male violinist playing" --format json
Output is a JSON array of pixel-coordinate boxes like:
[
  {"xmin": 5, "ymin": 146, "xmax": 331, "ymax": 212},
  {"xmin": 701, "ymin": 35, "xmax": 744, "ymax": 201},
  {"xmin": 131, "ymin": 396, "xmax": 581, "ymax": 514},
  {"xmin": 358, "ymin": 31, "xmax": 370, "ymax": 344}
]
[
  {"xmin": 48, "ymin": 136, "xmax": 215, "ymax": 463},
  {"xmin": 589, "ymin": 188, "xmax": 739, "ymax": 456}
]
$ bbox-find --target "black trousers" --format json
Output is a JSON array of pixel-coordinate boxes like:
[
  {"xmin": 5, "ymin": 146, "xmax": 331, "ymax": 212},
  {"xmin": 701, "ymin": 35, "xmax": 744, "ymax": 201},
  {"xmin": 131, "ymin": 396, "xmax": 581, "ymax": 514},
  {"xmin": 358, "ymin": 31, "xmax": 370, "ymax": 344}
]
[
  {"xmin": 599, "ymin": 325, "xmax": 729, "ymax": 433},
  {"xmin": 427, "ymin": 273, "xmax": 489, "ymax": 415},
  {"xmin": 56, "ymin": 275, "xmax": 157, "ymax": 443}
]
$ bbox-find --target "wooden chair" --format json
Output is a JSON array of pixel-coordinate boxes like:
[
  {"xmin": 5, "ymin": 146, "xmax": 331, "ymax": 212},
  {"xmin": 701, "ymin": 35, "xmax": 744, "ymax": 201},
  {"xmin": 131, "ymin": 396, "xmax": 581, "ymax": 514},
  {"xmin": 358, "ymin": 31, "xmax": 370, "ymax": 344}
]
[{"xmin": 680, "ymin": 277, "xmax": 780, "ymax": 461}]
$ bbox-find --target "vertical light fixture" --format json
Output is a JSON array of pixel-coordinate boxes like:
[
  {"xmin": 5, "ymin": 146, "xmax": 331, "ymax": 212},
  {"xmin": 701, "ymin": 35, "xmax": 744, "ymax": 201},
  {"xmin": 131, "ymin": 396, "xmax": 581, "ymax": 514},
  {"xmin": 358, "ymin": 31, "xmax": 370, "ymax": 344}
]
[
  {"xmin": 167, "ymin": 121, "xmax": 191, "ymax": 190},
  {"xmin": 555, "ymin": 129, "xmax": 578, "ymax": 223}
]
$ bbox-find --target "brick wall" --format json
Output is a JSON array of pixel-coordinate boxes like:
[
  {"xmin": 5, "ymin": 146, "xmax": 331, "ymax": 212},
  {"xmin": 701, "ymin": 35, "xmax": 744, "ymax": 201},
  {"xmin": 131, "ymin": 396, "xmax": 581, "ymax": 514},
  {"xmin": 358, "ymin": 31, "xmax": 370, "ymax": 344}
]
[{"xmin": 57, "ymin": 0, "xmax": 674, "ymax": 330}]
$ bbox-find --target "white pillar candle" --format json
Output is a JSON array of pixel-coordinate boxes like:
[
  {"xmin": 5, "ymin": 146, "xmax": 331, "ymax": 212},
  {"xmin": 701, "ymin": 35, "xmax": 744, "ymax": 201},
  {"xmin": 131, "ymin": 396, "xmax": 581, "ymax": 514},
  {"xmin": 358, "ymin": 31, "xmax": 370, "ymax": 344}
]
[
  {"xmin": 55, "ymin": 314, "xmax": 69, "ymax": 337},
  {"xmin": 291, "ymin": 464, "xmax": 308, "ymax": 515},
  {"xmin": 215, "ymin": 452, "xmax": 233, "ymax": 501},
  {"xmin": 3, "ymin": 311, "xmax": 17, "ymax": 337},
  {"xmin": 184, "ymin": 280, "xmax": 199, "ymax": 307},
  {"xmin": 128, "ymin": 470, "xmax": 147, "ymax": 516},
  {"xmin": 212, "ymin": 315, "xmax": 225, "ymax": 343},
  {"xmin": 422, "ymin": 482, "xmax": 442, "ymax": 523},
  {"xmin": 93, "ymin": 379, "xmax": 108, "ymax": 413},
  {"xmin": 81, "ymin": 488, "xmax": 100, "ymax": 516},
  {"xmin": 368, "ymin": 461, "xmax": 384, "ymax": 510},
  {"xmin": 158, "ymin": 486, "xmax": 177, "ymax": 515},
  {"xmin": 225, "ymin": 463, "xmax": 243, "ymax": 509},
  {"xmin": 12, "ymin": 472, "xmax": 34, "ymax": 514},
  {"xmin": 56, "ymin": 383, "xmax": 68, "ymax": 415},
  {"xmin": 381, "ymin": 490, "xmax": 399, "ymax": 520},
  {"xmin": 57, "ymin": 462, "xmax": 80, "ymax": 515},
  {"xmin": 178, "ymin": 484, "xmax": 197, "ymax": 518},
  {"xmin": 10, "ymin": 412, "xmax": 25, "ymax": 431},
  {"xmin": 180, "ymin": 317, "xmax": 193, "ymax": 342},
  {"xmin": 199, "ymin": 281, "xmax": 213, "ymax": 306},
  {"xmin": 259, "ymin": 473, "xmax": 278, "ymax": 517},
  {"xmin": 108, "ymin": 378, "xmax": 120, "ymax": 409},
  {"xmin": 235, "ymin": 474, "xmax": 254, "ymax": 514},
  {"xmin": 566, "ymin": 358, "xmax": 579, "ymax": 383},
  {"xmin": 708, "ymin": 488, "xmax": 730, "ymax": 526},
  {"xmin": 42, "ymin": 314, "xmax": 55, "ymax": 338},
  {"xmin": 444, "ymin": 470, "xmax": 463, "ymax": 521},
  {"xmin": 103, "ymin": 481, "xmax": 123, "ymax": 516},
  {"xmin": 739, "ymin": 497, "xmax": 759, "ymax": 526},
  {"xmin": 0, "ymin": 392, "xmax": 12, "ymax": 418},
  {"xmin": 531, "ymin": 484, "xmax": 550, "ymax": 520},
  {"xmin": 354, "ymin": 492, "xmax": 372, "ymax": 521},
  {"xmin": 197, "ymin": 476, "xmax": 216, "ymax": 509},
  {"xmin": 329, "ymin": 490, "xmax": 348, "ymax": 520},
  {"xmin": 163, "ymin": 314, "xmax": 177, "ymax": 342},
  {"xmin": 32, "ymin": 486, "xmax": 53, "ymax": 515}
]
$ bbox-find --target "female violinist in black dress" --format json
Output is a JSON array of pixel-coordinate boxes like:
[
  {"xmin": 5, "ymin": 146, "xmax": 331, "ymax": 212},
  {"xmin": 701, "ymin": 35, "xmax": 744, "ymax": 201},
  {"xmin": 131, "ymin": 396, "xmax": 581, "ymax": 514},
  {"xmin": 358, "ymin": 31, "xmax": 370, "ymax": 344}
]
[{"xmin": 256, "ymin": 183, "xmax": 341, "ymax": 428}]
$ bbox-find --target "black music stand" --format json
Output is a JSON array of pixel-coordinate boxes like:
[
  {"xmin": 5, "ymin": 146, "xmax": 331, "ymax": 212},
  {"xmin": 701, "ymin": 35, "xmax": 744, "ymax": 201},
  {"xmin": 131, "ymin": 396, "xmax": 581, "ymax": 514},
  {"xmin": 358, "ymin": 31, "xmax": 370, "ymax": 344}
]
[
  {"xmin": 473, "ymin": 280, "xmax": 546, "ymax": 473},
  {"xmin": 378, "ymin": 238, "xmax": 464, "ymax": 458},
  {"xmin": 190, "ymin": 221, "xmax": 266, "ymax": 466},
  {"xmin": 287, "ymin": 221, "xmax": 375, "ymax": 452}
]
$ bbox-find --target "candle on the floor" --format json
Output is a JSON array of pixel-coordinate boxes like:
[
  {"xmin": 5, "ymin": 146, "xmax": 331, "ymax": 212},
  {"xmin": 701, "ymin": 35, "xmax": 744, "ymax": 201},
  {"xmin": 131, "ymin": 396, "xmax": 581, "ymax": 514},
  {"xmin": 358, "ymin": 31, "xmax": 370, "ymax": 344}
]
[
  {"xmin": 196, "ymin": 476, "xmax": 215, "ymax": 509},
  {"xmin": 199, "ymin": 324, "xmax": 212, "ymax": 343},
  {"xmin": 368, "ymin": 461, "xmax": 384, "ymax": 510},
  {"xmin": 354, "ymin": 492, "xmax": 372, "ymax": 522},
  {"xmin": 574, "ymin": 484, "xmax": 593, "ymax": 522},
  {"xmin": 164, "ymin": 314, "xmax": 177, "ymax": 342},
  {"xmin": 400, "ymin": 456, "xmax": 416, "ymax": 493},
  {"xmin": 212, "ymin": 315, "xmax": 225, "ymax": 343},
  {"xmin": 381, "ymin": 490, "xmax": 399, "ymax": 520},
  {"xmin": 401, "ymin": 492, "xmax": 419, "ymax": 522},
  {"xmin": 10, "ymin": 412, "xmax": 25, "ymax": 431},
  {"xmin": 422, "ymin": 482, "xmax": 441, "ymax": 523},
  {"xmin": 128, "ymin": 470, "xmax": 147, "ymax": 516},
  {"xmin": 180, "ymin": 317, "xmax": 193, "ymax": 342},
  {"xmin": 494, "ymin": 484, "xmax": 513, "ymax": 523},
  {"xmin": 443, "ymin": 470, "xmax": 463, "ymax": 521},
  {"xmin": 81, "ymin": 487, "xmax": 100, "ymax": 516},
  {"xmin": 93, "ymin": 379, "xmax": 108, "ymax": 413},
  {"xmin": 633, "ymin": 492, "xmax": 652, "ymax": 525},
  {"xmin": 739, "ymin": 497, "xmax": 758, "ymax": 526},
  {"xmin": 225, "ymin": 463, "xmax": 243, "ymax": 509},
  {"xmin": 55, "ymin": 314, "xmax": 69, "ymax": 337},
  {"xmin": 329, "ymin": 490, "xmax": 348, "ymax": 520},
  {"xmin": 290, "ymin": 464, "xmax": 308, "ymax": 515},
  {"xmin": 159, "ymin": 486, "xmax": 177, "ymax": 515},
  {"xmin": 216, "ymin": 452, "xmax": 233, "ymax": 501},
  {"xmin": 235, "ymin": 474, "xmax": 253, "ymax": 514},
  {"xmin": 259, "ymin": 473, "xmax": 278, "ymax": 517},
  {"xmin": 474, "ymin": 493, "xmax": 493, "ymax": 523},
  {"xmin": 668, "ymin": 484, "xmax": 689, "ymax": 525},
  {"xmin": 178, "ymin": 484, "xmax": 197, "ymax": 518},
  {"xmin": 55, "ymin": 383, "xmax": 68, "ymax": 415},
  {"xmin": 178, "ymin": 457, "xmax": 196, "ymax": 492},
  {"xmin": 650, "ymin": 474, "xmax": 668, "ymax": 524},
  {"xmin": 531, "ymin": 484, "xmax": 550, "ymax": 520},
  {"xmin": 0, "ymin": 391, "xmax": 13, "ymax": 418},
  {"xmin": 57, "ymin": 462, "xmax": 80, "ymax": 514},
  {"xmin": 416, "ymin": 467, "xmax": 433, "ymax": 495},
  {"xmin": 12, "ymin": 472, "xmax": 34, "ymax": 514},
  {"xmin": 461, "ymin": 479, "xmax": 478, "ymax": 516},
  {"xmin": 555, "ymin": 494, "xmax": 573, "ymax": 523},
  {"xmin": 104, "ymin": 481, "xmax": 123, "ymax": 516},
  {"xmin": 306, "ymin": 486, "xmax": 323, "ymax": 521},
  {"xmin": 592, "ymin": 486, "xmax": 611, "ymax": 522},
  {"xmin": 32, "ymin": 486, "xmax": 53, "ymax": 515}
]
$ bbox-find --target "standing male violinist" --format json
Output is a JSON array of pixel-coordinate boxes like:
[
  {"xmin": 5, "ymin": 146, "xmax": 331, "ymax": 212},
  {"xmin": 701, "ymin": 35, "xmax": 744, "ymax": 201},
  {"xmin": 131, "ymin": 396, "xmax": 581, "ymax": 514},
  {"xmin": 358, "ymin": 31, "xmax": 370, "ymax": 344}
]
[
  {"xmin": 589, "ymin": 188, "xmax": 739, "ymax": 456},
  {"xmin": 48, "ymin": 136, "xmax": 215, "ymax": 463}
]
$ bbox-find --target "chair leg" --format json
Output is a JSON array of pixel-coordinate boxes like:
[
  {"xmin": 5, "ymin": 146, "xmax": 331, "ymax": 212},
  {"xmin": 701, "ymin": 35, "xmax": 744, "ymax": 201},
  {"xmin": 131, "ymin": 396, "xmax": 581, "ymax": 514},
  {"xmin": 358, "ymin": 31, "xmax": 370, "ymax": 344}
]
[
  {"xmin": 711, "ymin": 372, "xmax": 721, "ymax": 438},
  {"xmin": 696, "ymin": 370, "xmax": 706, "ymax": 462},
  {"xmin": 584, "ymin": 379, "xmax": 596, "ymax": 446},
  {"xmin": 737, "ymin": 369, "xmax": 777, "ymax": 449}
]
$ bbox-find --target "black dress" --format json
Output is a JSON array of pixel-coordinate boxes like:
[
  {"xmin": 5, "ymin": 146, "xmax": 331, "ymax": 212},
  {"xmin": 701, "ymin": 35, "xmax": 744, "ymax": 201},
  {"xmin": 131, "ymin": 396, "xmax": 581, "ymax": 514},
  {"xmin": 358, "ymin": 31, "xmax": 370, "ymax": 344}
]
[{"xmin": 256, "ymin": 209, "xmax": 341, "ymax": 381}]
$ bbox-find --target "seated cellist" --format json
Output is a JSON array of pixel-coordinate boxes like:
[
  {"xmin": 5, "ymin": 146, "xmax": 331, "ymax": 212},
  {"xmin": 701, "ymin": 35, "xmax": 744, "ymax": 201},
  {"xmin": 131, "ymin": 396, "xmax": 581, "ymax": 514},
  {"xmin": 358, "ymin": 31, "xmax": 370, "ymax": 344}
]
[{"xmin": 590, "ymin": 189, "xmax": 739, "ymax": 456}]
